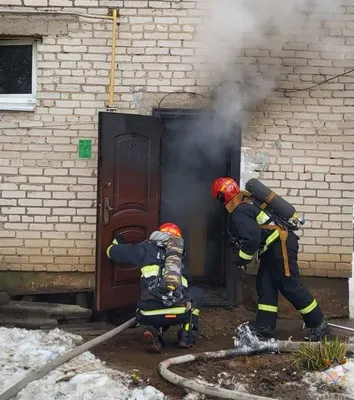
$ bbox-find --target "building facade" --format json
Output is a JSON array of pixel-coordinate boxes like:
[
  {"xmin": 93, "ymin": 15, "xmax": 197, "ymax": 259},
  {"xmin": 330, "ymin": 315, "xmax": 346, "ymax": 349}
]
[{"xmin": 0, "ymin": 0, "xmax": 352, "ymax": 310}]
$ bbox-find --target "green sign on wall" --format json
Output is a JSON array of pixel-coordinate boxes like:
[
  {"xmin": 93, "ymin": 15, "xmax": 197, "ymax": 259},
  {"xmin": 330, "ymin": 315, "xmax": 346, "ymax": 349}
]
[{"xmin": 78, "ymin": 139, "xmax": 92, "ymax": 159}]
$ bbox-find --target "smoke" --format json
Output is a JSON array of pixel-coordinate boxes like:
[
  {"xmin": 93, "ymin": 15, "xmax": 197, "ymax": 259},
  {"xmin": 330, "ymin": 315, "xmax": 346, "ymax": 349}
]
[
  {"xmin": 160, "ymin": 0, "xmax": 344, "ymax": 276},
  {"xmin": 198, "ymin": 0, "xmax": 343, "ymax": 120},
  {"xmin": 162, "ymin": 0, "xmax": 345, "ymax": 191}
]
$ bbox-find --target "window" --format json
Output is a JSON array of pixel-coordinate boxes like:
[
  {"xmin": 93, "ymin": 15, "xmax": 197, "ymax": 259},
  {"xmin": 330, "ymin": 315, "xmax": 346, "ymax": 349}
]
[{"xmin": 0, "ymin": 39, "xmax": 37, "ymax": 111}]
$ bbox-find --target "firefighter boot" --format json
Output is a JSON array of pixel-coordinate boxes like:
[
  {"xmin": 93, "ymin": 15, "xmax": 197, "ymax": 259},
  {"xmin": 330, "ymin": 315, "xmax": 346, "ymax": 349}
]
[
  {"xmin": 143, "ymin": 326, "xmax": 164, "ymax": 353},
  {"xmin": 178, "ymin": 323, "xmax": 196, "ymax": 348},
  {"xmin": 250, "ymin": 323, "xmax": 276, "ymax": 340},
  {"xmin": 307, "ymin": 320, "xmax": 331, "ymax": 342}
]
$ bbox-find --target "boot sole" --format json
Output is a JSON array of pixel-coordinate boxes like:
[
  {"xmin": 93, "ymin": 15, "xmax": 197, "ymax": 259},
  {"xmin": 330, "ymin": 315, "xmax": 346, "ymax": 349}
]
[{"xmin": 143, "ymin": 331, "xmax": 161, "ymax": 353}]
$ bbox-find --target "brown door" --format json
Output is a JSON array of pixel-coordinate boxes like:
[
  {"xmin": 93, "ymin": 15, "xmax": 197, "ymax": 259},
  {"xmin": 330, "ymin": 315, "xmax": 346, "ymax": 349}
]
[{"xmin": 95, "ymin": 112, "xmax": 163, "ymax": 311}]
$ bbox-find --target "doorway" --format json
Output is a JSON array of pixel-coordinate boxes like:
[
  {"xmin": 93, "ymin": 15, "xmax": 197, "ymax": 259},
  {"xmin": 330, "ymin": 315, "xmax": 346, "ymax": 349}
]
[
  {"xmin": 95, "ymin": 110, "xmax": 241, "ymax": 311},
  {"xmin": 154, "ymin": 108, "xmax": 228, "ymax": 285},
  {"xmin": 154, "ymin": 107, "xmax": 241, "ymax": 305}
]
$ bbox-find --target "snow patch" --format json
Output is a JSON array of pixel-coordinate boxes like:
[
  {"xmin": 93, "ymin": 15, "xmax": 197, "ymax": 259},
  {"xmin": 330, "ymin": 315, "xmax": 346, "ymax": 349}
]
[
  {"xmin": 302, "ymin": 359, "xmax": 354, "ymax": 399},
  {"xmin": 217, "ymin": 371, "xmax": 248, "ymax": 392},
  {"xmin": 0, "ymin": 327, "xmax": 166, "ymax": 400}
]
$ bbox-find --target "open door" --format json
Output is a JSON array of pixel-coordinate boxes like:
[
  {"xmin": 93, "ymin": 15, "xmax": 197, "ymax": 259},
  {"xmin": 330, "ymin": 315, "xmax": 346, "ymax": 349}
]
[
  {"xmin": 95, "ymin": 112, "xmax": 163, "ymax": 311},
  {"xmin": 153, "ymin": 108, "xmax": 229, "ymax": 286}
]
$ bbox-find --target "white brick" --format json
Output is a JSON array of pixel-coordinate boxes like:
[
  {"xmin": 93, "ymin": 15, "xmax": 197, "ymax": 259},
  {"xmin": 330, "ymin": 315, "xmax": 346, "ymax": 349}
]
[
  {"xmin": 49, "ymin": 0, "xmax": 72, "ymax": 4},
  {"xmin": 154, "ymin": 17, "xmax": 178, "ymax": 24},
  {"xmin": 24, "ymin": 0, "xmax": 48, "ymax": 4},
  {"xmin": 0, "ymin": 2, "xmax": 351, "ymax": 279}
]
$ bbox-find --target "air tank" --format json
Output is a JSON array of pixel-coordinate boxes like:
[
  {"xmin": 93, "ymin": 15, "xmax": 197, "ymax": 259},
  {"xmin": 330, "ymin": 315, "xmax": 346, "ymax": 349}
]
[{"xmin": 245, "ymin": 178, "xmax": 296, "ymax": 220}]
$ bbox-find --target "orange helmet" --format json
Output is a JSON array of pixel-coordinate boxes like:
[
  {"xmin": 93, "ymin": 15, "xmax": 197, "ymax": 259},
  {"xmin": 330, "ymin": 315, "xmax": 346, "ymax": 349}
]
[
  {"xmin": 212, "ymin": 177, "xmax": 240, "ymax": 205},
  {"xmin": 158, "ymin": 222, "xmax": 182, "ymax": 237}
]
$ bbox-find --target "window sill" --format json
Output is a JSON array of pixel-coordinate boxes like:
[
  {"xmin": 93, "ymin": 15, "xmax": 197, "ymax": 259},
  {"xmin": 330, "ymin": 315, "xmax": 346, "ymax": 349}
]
[{"xmin": 0, "ymin": 102, "xmax": 36, "ymax": 112}]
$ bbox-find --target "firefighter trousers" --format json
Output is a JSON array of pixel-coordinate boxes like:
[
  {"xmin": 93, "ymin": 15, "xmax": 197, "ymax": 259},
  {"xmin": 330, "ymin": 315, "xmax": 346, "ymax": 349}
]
[
  {"xmin": 255, "ymin": 231, "xmax": 324, "ymax": 330},
  {"xmin": 136, "ymin": 286, "xmax": 204, "ymax": 331}
]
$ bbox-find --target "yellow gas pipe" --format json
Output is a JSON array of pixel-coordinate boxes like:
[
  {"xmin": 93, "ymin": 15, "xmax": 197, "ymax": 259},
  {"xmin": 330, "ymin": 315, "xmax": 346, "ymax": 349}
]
[{"xmin": 108, "ymin": 9, "xmax": 118, "ymax": 110}]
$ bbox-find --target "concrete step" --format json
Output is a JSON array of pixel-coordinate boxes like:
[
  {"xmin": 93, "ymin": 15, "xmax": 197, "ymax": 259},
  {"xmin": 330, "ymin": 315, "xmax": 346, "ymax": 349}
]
[
  {"xmin": 52, "ymin": 321, "xmax": 117, "ymax": 337},
  {"xmin": 0, "ymin": 301, "xmax": 92, "ymax": 329},
  {"xmin": 0, "ymin": 290, "xmax": 10, "ymax": 306},
  {"xmin": 0, "ymin": 316, "xmax": 59, "ymax": 330},
  {"xmin": 0, "ymin": 301, "xmax": 92, "ymax": 320}
]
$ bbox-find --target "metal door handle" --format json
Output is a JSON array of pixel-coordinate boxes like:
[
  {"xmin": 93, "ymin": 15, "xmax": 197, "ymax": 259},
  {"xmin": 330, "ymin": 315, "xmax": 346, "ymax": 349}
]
[{"xmin": 104, "ymin": 197, "xmax": 115, "ymax": 224}]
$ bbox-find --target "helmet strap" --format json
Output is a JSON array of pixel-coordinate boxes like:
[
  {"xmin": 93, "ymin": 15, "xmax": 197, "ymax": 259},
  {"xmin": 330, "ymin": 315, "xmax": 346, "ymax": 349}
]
[{"xmin": 216, "ymin": 191, "xmax": 225, "ymax": 204}]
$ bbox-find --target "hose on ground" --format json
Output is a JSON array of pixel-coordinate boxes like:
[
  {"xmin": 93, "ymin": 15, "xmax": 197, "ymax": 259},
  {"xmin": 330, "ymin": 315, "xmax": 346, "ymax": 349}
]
[
  {"xmin": 159, "ymin": 348, "xmax": 274, "ymax": 400},
  {"xmin": 0, "ymin": 317, "xmax": 137, "ymax": 400},
  {"xmin": 158, "ymin": 341, "xmax": 354, "ymax": 400}
]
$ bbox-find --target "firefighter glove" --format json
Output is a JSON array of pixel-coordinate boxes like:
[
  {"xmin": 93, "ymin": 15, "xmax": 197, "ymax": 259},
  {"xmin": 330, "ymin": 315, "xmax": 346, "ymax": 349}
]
[
  {"xmin": 113, "ymin": 232, "xmax": 125, "ymax": 245},
  {"xmin": 149, "ymin": 230, "xmax": 170, "ymax": 245}
]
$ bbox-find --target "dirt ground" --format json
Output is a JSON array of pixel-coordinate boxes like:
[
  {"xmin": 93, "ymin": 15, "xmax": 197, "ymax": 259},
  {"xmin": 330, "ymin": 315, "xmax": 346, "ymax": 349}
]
[
  {"xmin": 172, "ymin": 353, "xmax": 347, "ymax": 400},
  {"xmin": 91, "ymin": 307, "xmax": 352, "ymax": 399}
]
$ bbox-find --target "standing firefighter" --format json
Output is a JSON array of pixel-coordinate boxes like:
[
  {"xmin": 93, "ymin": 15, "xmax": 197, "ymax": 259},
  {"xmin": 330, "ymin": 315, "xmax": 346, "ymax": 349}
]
[
  {"xmin": 106, "ymin": 222, "xmax": 204, "ymax": 353},
  {"xmin": 211, "ymin": 177, "xmax": 331, "ymax": 341}
]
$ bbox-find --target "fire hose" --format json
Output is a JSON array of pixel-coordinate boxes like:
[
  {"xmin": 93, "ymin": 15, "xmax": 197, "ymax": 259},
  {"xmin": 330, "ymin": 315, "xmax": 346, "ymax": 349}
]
[
  {"xmin": 158, "ymin": 322, "xmax": 354, "ymax": 400},
  {"xmin": 1, "ymin": 318, "xmax": 354, "ymax": 400}
]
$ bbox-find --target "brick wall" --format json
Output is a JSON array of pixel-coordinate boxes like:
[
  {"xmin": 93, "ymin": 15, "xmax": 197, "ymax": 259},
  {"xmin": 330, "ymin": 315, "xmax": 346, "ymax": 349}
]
[
  {"xmin": 0, "ymin": 0, "xmax": 352, "ymax": 280},
  {"xmin": 240, "ymin": 9, "xmax": 354, "ymax": 278}
]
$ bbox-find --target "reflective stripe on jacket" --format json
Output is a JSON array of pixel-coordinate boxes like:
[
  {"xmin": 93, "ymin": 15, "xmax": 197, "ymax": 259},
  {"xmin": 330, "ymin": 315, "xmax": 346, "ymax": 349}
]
[
  {"xmin": 141, "ymin": 264, "xmax": 188, "ymax": 288},
  {"xmin": 230, "ymin": 203, "xmax": 280, "ymax": 263}
]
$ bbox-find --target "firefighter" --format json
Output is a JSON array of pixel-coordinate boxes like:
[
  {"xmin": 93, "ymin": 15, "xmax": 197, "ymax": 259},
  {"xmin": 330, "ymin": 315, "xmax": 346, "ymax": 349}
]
[
  {"xmin": 106, "ymin": 222, "xmax": 204, "ymax": 353},
  {"xmin": 211, "ymin": 177, "xmax": 331, "ymax": 341}
]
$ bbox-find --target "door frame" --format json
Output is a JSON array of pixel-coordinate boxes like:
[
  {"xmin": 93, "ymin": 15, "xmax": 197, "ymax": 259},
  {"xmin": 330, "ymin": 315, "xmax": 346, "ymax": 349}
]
[
  {"xmin": 152, "ymin": 107, "xmax": 242, "ymax": 306},
  {"xmin": 226, "ymin": 123, "xmax": 242, "ymax": 307}
]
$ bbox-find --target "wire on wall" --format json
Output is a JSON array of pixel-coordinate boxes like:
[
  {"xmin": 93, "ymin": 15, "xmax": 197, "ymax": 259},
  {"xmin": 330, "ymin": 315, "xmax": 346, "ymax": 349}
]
[
  {"xmin": 274, "ymin": 67, "xmax": 354, "ymax": 93},
  {"xmin": 157, "ymin": 91, "xmax": 209, "ymax": 109},
  {"xmin": 210, "ymin": 68, "xmax": 354, "ymax": 96},
  {"xmin": 156, "ymin": 66, "xmax": 354, "ymax": 109}
]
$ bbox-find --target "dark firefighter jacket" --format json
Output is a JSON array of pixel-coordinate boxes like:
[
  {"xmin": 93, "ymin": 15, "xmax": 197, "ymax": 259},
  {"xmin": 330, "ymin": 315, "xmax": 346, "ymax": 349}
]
[
  {"xmin": 229, "ymin": 201, "xmax": 281, "ymax": 267},
  {"xmin": 106, "ymin": 240, "xmax": 190, "ymax": 310}
]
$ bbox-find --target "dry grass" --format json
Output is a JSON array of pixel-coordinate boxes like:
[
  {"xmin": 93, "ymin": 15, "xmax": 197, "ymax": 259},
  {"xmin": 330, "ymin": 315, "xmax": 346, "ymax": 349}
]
[{"xmin": 292, "ymin": 337, "xmax": 348, "ymax": 372}]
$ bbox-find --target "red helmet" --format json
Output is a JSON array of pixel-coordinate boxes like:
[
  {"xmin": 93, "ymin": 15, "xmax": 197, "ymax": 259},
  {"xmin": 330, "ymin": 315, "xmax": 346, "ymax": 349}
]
[
  {"xmin": 158, "ymin": 222, "xmax": 182, "ymax": 237},
  {"xmin": 212, "ymin": 177, "xmax": 240, "ymax": 205}
]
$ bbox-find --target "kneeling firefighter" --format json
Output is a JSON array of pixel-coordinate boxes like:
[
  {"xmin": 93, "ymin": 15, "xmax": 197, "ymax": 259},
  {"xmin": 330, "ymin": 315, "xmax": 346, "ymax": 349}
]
[
  {"xmin": 106, "ymin": 222, "xmax": 205, "ymax": 353},
  {"xmin": 211, "ymin": 177, "xmax": 331, "ymax": 342}
]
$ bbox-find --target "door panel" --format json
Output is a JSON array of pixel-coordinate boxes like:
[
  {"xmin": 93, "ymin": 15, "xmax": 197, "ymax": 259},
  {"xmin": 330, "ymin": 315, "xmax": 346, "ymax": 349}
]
[{"xmin": 96, "ymin": 112, "xmax": 162, "ymax": 311}]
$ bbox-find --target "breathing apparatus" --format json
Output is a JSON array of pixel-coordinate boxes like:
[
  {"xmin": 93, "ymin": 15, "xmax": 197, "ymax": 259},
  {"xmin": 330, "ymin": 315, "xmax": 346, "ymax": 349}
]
[{"xmin": 147, "ymin": 239, "xmax": 186, "ymax": 307}]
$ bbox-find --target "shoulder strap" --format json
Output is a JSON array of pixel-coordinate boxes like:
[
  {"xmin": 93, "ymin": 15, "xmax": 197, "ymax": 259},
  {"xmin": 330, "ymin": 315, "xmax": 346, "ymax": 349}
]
[{"xmin": 225, "ymin": 190, "xmax": 252, "ymax": 213}]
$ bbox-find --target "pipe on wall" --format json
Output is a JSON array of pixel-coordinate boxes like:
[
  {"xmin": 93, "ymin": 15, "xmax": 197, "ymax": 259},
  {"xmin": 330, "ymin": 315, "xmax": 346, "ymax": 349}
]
[
  {"xmin": 0, "ymin": 9, "xmax": 113, "ymax": 20},
  {"xmin": 108, "ymin": 9, "xmax": 118, "ymax": 110}
]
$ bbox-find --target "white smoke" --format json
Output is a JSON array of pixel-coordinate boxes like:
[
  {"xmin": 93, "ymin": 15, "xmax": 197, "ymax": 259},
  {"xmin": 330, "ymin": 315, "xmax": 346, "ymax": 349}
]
[
  {"xmin": 194, "ymin": 0, "xmax": 344, "ymax": 119},
  {"xmin": 159, "ymin": 0, "xmax": 346, "ymax": 271}
]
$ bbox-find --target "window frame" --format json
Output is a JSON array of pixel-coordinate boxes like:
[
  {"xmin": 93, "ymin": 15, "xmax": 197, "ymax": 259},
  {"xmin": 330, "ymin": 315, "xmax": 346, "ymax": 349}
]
[{"xmin": 0, "ymin": 38, "xmax": 38, "ymax": 112}]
